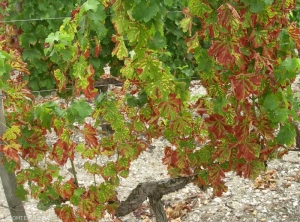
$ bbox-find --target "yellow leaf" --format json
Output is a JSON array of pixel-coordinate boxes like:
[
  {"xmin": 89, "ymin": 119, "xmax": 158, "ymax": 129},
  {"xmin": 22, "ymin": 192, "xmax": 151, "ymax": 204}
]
[{"xmin": 3, "ymin": 126, "xmax": 21, "ymax": 141}]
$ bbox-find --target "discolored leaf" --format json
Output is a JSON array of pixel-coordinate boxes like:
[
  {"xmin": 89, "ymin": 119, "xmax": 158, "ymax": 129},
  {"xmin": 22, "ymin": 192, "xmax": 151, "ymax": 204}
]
[
  {"xmin": 188, "ymin": 0, "xmax": 212, "ymax": 18},
  {"xmin": 112, "ymin": 35, "xmax": 128, "ymax": 60},
  {"xmin": 53, "ymin": 69, "xmax": 67, "ymax": 93},
  {"xmin": 83, "ymin": 123, "xmax": 98, "ymax": 147},
  {"xmin": 288, "ymin": 22, "xmax": 300, "ymax": 48},
  {"xmin": 236, "ymin": 134, "xmax": 261, "ymax": 161},
  {"xmin": 205, "ymin": 114, "xmax": 232, "ymax": 139},
  {"xmin": 212, "ymin": 181, "xmax": 228, "ymax": 197},
  {"xmin": 208, "ymin": 164, "xmax": 225, "ymax": 186},
  {"xmin": 208, "ymin": 40, "xmax": 235, "ymax": 68},
  {"xmin": 229, "ymin": 73, "xmax": 263, "ymax": 101},
  {"xmin": 55, "ymin": 205, "xmax": 77, "ymax": 222},
  {"xmin": 3, "ymin": 125, "xmax": 20, "ymax": 141}
]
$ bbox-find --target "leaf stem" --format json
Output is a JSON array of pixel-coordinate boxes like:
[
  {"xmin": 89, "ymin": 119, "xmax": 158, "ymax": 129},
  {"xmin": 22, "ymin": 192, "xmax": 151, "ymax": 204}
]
[{"xmin": 70, "ymin": 159, "xmax": 78, "ymax": 187}]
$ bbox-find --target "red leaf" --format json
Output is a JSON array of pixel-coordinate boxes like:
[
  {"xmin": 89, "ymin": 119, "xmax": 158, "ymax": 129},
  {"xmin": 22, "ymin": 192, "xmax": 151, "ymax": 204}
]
[
  {"xmin": 288, "ymin": 22, "xmax": 300, "ymax": 48},
  {"xmin": 156, "ymin": 93, "xmax": 183, "ymax": 119},
  {"xmin": 253, "ymin": 116, "xmax": 274, "ymax": 140},
  {"xmin": 162, "ymin": 146, "xmax": 192, "ymax": 176},
  {"xmin": 94, "ymin": 37, "xmax": 101, "ymax": 57},
  {"xmin": 2, "ymin": 144, "xmax": 20, "ymax": 163},
  {"xmin": 50, "ymin": 139, "xmax": 76, "ymax": 166},
  {"xmin": 82, "ymin": 65, "xmax": 98, "ymax": 99},
  {"xmin": 83, "ymin": 123, "xmax": 98, "ymax": 147},
  {"xmin": 192, "ymin": 98, "xmax": 209, "ymax": 116},
  {"xmin": 208, "ymin": 164, "xmax": 225, "ymax": 186},
  {"xmin": 55, "ymin": 205, "xmax": 77, "ymax": 222},
  {"xmin": 238, "ymin": 160, "xmax": 265, "ymax": 179},
  {"xmin": 83, "ymin": 46, "xmax": 90, "ymax": 59},
  {"xmin": 233, "ymin": 116, "xmax": 252, "ymax": 141},
  {"xmin": 229, "ymin": 73, "xmax": 263, "ymax": 101},
  {"xmin": 205, "ymin": 114, "xmax": 232, "ymax": 139},
  {"xmin": 236, "ymin": 134, "xmax": 260, "ymax": 161},
  {"xmin": 212, "ymin": 181, "xmax": 228, "ymax": 197},
  {"xmin": 162, "ymin": 146, "xmax": 179, "ymax": 167},
  {"xmin": 59, "ymin": 178, "xmax": 77, "ymax": 199},
  {"xmin": 217, "ymin": 4, "xmax": 241, "ymax": 31},
  {"xmin": 71, "ymin": 7, "xmax": 80, "ymax": 19},
  {"xmin": 208, "ymin": 40, "xmax": 235, "ymax": 68}
]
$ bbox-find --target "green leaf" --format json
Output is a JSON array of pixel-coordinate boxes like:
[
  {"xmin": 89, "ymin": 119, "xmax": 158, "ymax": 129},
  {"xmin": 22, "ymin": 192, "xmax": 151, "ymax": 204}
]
[
  {"xmin": 196, "ymin": 170, "xmax": 209, "ymax": 186},
  {"xmin": 67, "ymin": 99, "xmax": 93, "ymax": 124},
  {"xmin": 81, "ymin": 0, "xmax": 100, "ymax": 14},
  {"xmin": 37, "ymin": 201, "xmax": 53, "ymax": 211},
  {"xmin": 20, "ymin": 33, "xmax": 37, "ymax": 46},
  {"xmin": 97, "ymin": 183, "xmax": 116, "ymax": 203},
  {"xmin": 281, "ymin": 57, "xmax": 300, "ymax": 71},
  {"xmin": 84, "ymin": 162, "xmax": 99, "ymax": 174},
  {"xmin": 126, "ymin": 91, "xmax": 148, "ymax": 107},
  {"xmin": 114, "ymin": 127, "xmax": 130, "ymax": 142},
  {"xmin": 164, "ymin": 0, "xmax": 173, "ymax": 6},
  {"xmin": 188, "ymin": 0, "xmax": 212, "ymax": 18},
  {"xmin": 53, "ymin": 69, "xmax": 67, "ymax": 92},
  {"xmin": 263, "ymin": 94, "xmax": 279, "ymax": 110},
  {"xmin": 276, "ymin": 122, "xmax": 296, "ymax": 145},
  {"xmin": 132, "ymin": 2, "xmax": 160, "ymax": 22},
  {"xmin": 264, "ymin": 0, "xmax": 274, "ymax": 6},
  {"xmin": 213, "ymin": 97, "xmax": 228, "ymax": 114},
  {"xmin": 133, "ymin": 120, "xmax": 145, "ymax": 132},
  {"xmin": 119, "ymin": 170, "xmax": 129, "ymax": 178},
  {"xmin": 101, "ymin": 162, "xmax": 117, "ymax": 178},
  {"xmin": 60, "ymin": 48, "xmax": 74, "ymax": 61},
  {"xmin": 87, "ymin": 4, "xmax": 106, "ymax": 22},
  {"xmin": 44, "ymin": 31, "xmax": 60, "ymax": 54},
  {"xmin": 75, "ymin": 143, "xmax": 86, "ymax": 153},
  {"xmin": 111, "ymin": 13, "xmax": 129, "ymax": 35},
  {"xmin": 249, "ymin": 1, "xmax": 266, "ymax": 13},
  {"xmin": 47, "ymin": 164, "xmax": 60, "ymax": 178},
  {"xmin": 0, "ymin": 51, "xmax": 11, "ymax": 83},
  {"xmin": 15, "ymin": 185, "xmax": 28, "ymax": 201},
  {"xmin": 35, "ymin": 104, "xmax": 56, "ymax": 130},
  {"xmin": 138, "ymin": 90, "xmax": 148, "ymax": 106},
  {"xmin": 274, "ymin": 109, "xmax": 288, "ymax": 123},
  {"xmin": 138, "ymin": 57, "xmax": 162, "ymax": 81},
  {"xmin": 3, "ymin": 159, "xmax": 18, "ymax": 173},
  {"xmin": 188, "ymin": 145, "xmax": 213, "ymax": 165},
  {"xmin": 70, "ymin": 188, "xmax": 85, "ymax": 206},
  {"xmin": 102, "ymin": 100, "xmax": 124, "ymax": 129},
  {"xmin": 73, "ymin": 56, "xmax": 88, "ymax": 78},
  {"xmin": 22, "ymin": 48, "xmax": 42, "ymax": 61},
  {"xmin": 126, "ymin": 95, "xmax": 139, "ymax": 107},
  {"xmin": 149, "ymin": 32, "xmax": 167, "ymax": 49}
]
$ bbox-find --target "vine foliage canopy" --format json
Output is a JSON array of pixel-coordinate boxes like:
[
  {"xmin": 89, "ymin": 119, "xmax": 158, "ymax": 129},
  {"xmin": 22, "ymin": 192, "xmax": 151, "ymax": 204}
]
[{"xmin": 0, "ymin": 0, "xmax": 300, "ymax": 221}]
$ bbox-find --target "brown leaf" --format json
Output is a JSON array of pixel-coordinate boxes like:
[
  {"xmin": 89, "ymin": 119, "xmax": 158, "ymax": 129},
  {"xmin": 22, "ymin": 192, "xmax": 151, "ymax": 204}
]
[{"xmin": 166, "ymin": 202, "xmax": 188, "ymax": 220}]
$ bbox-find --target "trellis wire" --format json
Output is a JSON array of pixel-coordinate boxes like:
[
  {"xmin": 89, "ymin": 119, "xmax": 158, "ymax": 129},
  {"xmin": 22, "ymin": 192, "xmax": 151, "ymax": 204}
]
[
  {"xmin": 0, "ymin": 10, "xmax": 183, "ymax": 23},
  {"xmin": 26, "ymin": 77, "xmax": 202, "ymax": 94}
]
